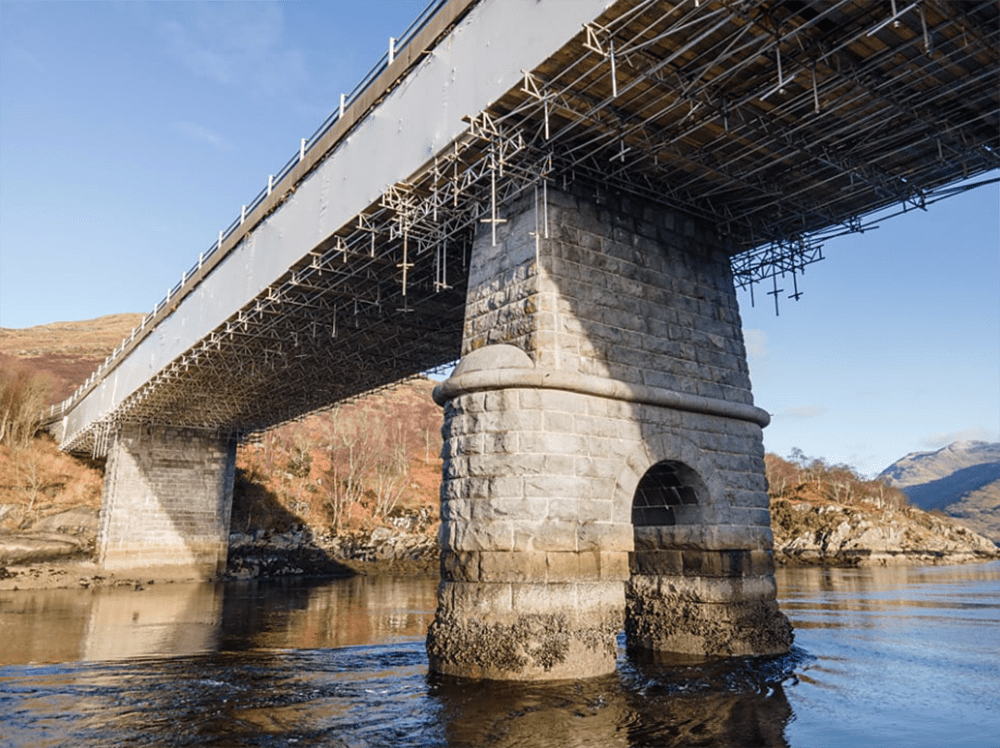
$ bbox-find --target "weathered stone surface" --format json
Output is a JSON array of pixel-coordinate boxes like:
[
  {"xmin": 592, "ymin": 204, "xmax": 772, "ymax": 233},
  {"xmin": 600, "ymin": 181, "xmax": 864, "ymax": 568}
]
[
  {"xmin": 625, "ymin": 589, "xmax": 793, "ymax": 658},
  {"xmin": 430, "ymin": 189, "xmax": 791, "ymax": 680},
  {"xmin": 426, "ymin": 608, "xmax": 621, "ymax": 681},
  {"xmin": 31, "ymin": 507, "xmax": 100, "ymax": 535},
  {"xmin": 98, "ymin": 424, "xmax": 236, "ymax": 578},
  {"xmin": 0, "ymin": 533, "xmax": 87, "ymax": 565}
]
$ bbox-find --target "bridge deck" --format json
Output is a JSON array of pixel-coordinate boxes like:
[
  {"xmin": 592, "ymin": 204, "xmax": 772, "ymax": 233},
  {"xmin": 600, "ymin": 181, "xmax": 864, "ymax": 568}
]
[{"xmin": 57, "ymin": 0, "xmax": 999, "ymax": 454}]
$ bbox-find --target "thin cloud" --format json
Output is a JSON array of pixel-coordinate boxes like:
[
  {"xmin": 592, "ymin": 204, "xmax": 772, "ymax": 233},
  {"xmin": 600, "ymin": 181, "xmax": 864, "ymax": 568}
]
[
  {"xmin": 777, "ymin": 405, "xmax": 826, "ymax": 420},
  {"xmin": 158, "ymin": 3, "xmax": 306, "ymax": 94},
  {"xmin": 172, "ymin": 120, "xmax": 232, "ymax": 151},
  {"xmin": 743, "ymin": 328, "xmax": 767, "ymax": 359}
]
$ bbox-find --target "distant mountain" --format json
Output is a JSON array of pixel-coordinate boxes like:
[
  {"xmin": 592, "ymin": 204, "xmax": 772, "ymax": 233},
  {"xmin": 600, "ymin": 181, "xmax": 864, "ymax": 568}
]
[{"xmin": 880, "ymin": 441, "xmax": 1000, "ymax": 543}]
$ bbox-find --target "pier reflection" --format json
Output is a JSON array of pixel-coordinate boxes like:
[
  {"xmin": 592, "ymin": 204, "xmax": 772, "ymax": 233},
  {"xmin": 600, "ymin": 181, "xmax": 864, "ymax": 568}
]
[
  {"xmin": 430, "ymin": 650, "xmax": 794, "ymax": 748},
  {"xmin": 0, "ymin": 583, "xmax": 224, "ymax": 664},
  {"xmin": 0, "ymin": 575, "xmax": 437, "ymax": 665}
]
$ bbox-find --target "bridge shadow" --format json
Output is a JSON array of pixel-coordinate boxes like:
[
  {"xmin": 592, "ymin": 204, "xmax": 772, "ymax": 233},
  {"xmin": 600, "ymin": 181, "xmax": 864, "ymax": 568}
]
[{"xmin": 226, "ymin": 467, "xmax": 355, "ymax": 580}]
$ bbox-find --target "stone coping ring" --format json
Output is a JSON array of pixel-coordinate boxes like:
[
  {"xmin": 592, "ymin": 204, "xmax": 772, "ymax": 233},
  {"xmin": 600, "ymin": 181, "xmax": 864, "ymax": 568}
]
[{"xmin": 433, "ymin": 347, "xmax": 771, "ymax": 429}]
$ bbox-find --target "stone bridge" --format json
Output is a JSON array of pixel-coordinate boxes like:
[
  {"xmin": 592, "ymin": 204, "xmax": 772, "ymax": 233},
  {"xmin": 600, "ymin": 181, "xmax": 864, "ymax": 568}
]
[{"xmin": 50, "ymin": 0, "xmax": 998, "ymax": 680}]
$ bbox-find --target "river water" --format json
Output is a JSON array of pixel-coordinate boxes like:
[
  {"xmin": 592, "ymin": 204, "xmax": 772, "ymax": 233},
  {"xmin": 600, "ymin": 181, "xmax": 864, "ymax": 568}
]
[{"xmin": 1, "ymin": 562, "xmax": 998, "ymax": 747}]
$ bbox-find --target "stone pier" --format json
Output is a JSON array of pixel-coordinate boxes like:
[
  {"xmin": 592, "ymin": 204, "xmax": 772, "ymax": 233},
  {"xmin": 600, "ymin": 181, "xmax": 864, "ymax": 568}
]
[
  {"xmin": 426, "ymin": 188, "xmax": 792, "ymax": 680},
  {"xmin": 97, "ymin": 423, "xmax": 237, "ymax": 578}
]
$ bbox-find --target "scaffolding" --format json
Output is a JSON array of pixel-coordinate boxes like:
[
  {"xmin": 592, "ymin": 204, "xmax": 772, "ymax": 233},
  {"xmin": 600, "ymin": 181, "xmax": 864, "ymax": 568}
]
[{"xmin": 58, "ymin": 0, "xmax": 999, "ymax": 454}]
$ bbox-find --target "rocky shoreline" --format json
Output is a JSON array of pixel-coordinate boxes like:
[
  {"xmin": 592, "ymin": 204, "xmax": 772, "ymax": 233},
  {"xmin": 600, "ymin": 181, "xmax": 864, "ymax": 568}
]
[
  {"xmin": 0, "ymin": 515, "xmax": 440, "ymax": 591},
  {"xmin": 771, "ymin": 498, "xmax": 1000, "ymax": 566},
  {"xmin": 2, "ymin": 499, "xmax": 998, "ymax": 591},
  {"xmin": 224, "ymin": 525, "xmax": 439, "ymax": 579}
]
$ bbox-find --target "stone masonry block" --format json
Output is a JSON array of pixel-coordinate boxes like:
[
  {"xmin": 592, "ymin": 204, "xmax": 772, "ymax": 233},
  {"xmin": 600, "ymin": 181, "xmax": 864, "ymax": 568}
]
[
  {"xmin": 578, "ymin": 522, "xmax": 633, "ymax": 552},
  {"xmin": 524, "ymin": 475, "xmax": 594, "ymax": 501},
  {"xmin": 466, "ymin": 454, "xmax": 524, "ymax": 478},
  {"xmin": 478, "ymin": 550, "xmax": 549, "ymax": 583},
  {"xmin": 446, "ymin": 581, "xmax": 514, "ymax": 616},
  {"xmin": 483, "ymin": 432, "xmax": 518, "ymax": 455},
  {"xmin": 509, "ymin": 581, "xmax": 580, "ymax": 615},
  {"xmin": 541, "ymin": 454, "xmax": 577, "ymax": 476},
  {"xmin": 599, "ymin": 551, "xmax": 631, "ymax": 581},
  {"xmin": 576, "ymin": 580, "xmax": 627, "ymax": 613},
  {"xmin": 547, "ymin": 498, "xmax": 580, "ymax": 522},
  {"xmin": 488, "ymin": 475, "xmax": 525, "ymax": 499},
  {"xmin": 543, "ymin": 411, "xmax": 576, "ymax": 433},
  {"xmin": 513, "ymin": 520, "xmax": 579, "ymax": 552},
  {"xmin": 440, "ymin": 550, "xmax": 479, "ymax": 582},
  {"xmin": 577, "ymin": 498, "xmax": 614, "ymax": 524},
  {"xmin": 448, "ymin": 521, "xmax": 514, "ymax": 552},
  {"xmin": 545, "ymin": 551, "xmax": 583, "ymax": 582},
  {"xmin": 518, "ymin": 431, "xmax": 589, "ymax": 456},
  {"xmin": 631, "ymin": 549, "xmax": 684, "ymax": 576}
]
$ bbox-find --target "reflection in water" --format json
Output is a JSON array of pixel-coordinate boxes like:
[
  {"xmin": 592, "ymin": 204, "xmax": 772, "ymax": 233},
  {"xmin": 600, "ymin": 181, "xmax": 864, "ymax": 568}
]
[
  {"xmin": 778, "ymin": 561, "xmax": 1000, "ymax": 748},
  {"xmin": 218, "ymin": 576, "xmax": 437, "ymax": 652},
  {"xmin": 432, "ymin": 650, "xmax": 799, "ymax": 748},
  {"xmin": 0, "ymin": 583, "xmax": 224, "ymax": 664},
  {"xmin": 83, "ymin": 584, "xmax": 224, "ymax": 661},
  {"xmin": 0, "ymin": 575, "xmax": 437, "ymax": 666},
  {"xmin": 1, "ymin": 562, "xmax": 998, "ymax": 747}
]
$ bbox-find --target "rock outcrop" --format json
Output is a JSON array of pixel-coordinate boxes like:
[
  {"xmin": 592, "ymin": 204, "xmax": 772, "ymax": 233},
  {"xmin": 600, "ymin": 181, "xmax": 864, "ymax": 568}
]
[
  {"xmin": 0, "ymin": 506, "xmax": 98, "ymax": 565},
  {"xmin": 771, "ymin": 498, "xmax": 1000, "ymax": 566},
  {"xmin": 224, "ymin": 526, "xmax": 439, "ymax": 579}
]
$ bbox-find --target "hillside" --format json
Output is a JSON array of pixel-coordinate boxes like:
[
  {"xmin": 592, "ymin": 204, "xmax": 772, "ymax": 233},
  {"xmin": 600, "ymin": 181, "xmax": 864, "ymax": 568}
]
[
  {"xmin": 0, "ymin": 314, "xmax": 144, "ymax": 404},
  {"xmin": 1, "ymin": 314, "xmax": 446, "ymax": 578},
  {"xmin": 2, "ymin": 314, "xmax": 998, "ymax": 582},
  {"xmin": 766, "ymin": 452, "xmax": 999, "ymax": 565},
  {"xmin": 879, "ymin": 441, "xmax": 1000, "ymax": 542}
]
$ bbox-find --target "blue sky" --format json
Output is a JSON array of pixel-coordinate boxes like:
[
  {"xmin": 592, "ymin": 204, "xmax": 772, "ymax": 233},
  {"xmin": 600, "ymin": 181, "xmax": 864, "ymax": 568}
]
[{"xmin": 1, "ymin": 1, "xmax": 997, "ymax": 476}]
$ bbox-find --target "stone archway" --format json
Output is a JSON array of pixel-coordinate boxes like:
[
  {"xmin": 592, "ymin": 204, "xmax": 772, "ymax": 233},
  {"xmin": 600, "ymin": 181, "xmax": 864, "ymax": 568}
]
[
  {"xmin": 622, "ymin": 449, "xmax": 792, "ymax": 658},
  {"xmin": 631, "ymin": 459, "xmax": 709, "ymax": 529}
]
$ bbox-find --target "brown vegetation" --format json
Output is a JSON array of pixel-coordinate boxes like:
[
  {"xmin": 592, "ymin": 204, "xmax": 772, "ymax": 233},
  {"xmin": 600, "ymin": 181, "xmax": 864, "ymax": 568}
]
[
  {"xmin": 1, "ymin": 314, "xmax": 445, "ymax": 541},
  {"xmin": 0, "ymin": 433, "xmax": 104, "ymax": 532},
  {"xmin": 232, "ymin": 378, "xmax": 443, "ymax": 537},
  {"xmin": 0, "ymin": 314, "xmax": 143, "ymax": 404},
  {"xmin": 765, "ymin": 449, "xmax": 909, "ymax": 510},
  {"xmin": 0, "ymin": 361, "xmax": 54, "ymax": 448}
]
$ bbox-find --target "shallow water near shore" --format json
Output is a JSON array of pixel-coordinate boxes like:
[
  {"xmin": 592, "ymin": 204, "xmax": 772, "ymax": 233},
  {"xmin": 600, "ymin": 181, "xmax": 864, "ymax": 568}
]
[{"xmin": 1, "ymin": 562, "xmax": 998, "ymax": 747}]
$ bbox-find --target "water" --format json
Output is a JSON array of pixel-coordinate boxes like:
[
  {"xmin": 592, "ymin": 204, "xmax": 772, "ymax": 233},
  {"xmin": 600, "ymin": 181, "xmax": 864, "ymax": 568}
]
[{"xmin": 1, "ymin": 563, "xmax": 998, "ymax": 747}]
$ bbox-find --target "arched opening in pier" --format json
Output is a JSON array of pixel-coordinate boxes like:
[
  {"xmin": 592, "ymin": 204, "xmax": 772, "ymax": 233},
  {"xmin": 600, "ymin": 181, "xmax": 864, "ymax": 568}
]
[
  {"xmin": 630, "ymin": 460, "xmax": 706, "ymax": 529},
  {"xmin": 626, "ymin": 458, "xmax": 710, "ymax": 658}
]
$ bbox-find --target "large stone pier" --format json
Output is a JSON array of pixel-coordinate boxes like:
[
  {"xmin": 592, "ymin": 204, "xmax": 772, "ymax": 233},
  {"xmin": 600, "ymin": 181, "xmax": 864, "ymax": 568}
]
[
  {"xmin": 97, "ymin": 423, "xmax": 236, "ymax": 577},
  {"xmin": 427, "ymin": 188, "xmax": 792, "ymax": 680}
]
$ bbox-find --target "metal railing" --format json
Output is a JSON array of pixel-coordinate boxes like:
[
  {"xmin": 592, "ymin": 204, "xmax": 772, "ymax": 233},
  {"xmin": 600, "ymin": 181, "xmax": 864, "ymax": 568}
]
[{"xmin": 49, "ymin": 0, "xmax": 452, "ymax": 422}]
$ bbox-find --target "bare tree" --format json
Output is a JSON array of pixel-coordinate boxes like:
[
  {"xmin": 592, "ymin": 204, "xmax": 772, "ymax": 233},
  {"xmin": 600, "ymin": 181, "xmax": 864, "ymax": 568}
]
[
  {"xmin": 371, "ymin": 435, "xmax": 409, "ymax": 521},
  {"xmin": 0, "ymin": 366, "xmax": 51, "ymax": 448},
  {"xmin": 322, "ymin": 410, "xmax": 411, "ymax": 531}
]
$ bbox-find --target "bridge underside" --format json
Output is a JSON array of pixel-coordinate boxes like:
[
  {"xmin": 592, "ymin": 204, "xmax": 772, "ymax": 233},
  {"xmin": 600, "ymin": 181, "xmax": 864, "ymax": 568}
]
[{"xmin": 58, "ymin": 0, "xmax": 998, "ymax": 455}]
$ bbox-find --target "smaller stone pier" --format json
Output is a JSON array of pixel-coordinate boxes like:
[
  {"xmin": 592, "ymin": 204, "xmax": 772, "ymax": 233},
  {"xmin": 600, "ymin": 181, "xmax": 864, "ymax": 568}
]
[{"xmin": 97, "ymin": 423, "xmax": 236, "ymax": 577}]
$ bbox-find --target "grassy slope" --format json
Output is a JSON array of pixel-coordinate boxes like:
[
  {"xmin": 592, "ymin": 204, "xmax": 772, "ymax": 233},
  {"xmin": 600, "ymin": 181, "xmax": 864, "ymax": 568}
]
[{"xmin": 1, "ymin": 314, "xmax": 145, "ymax": 404}]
